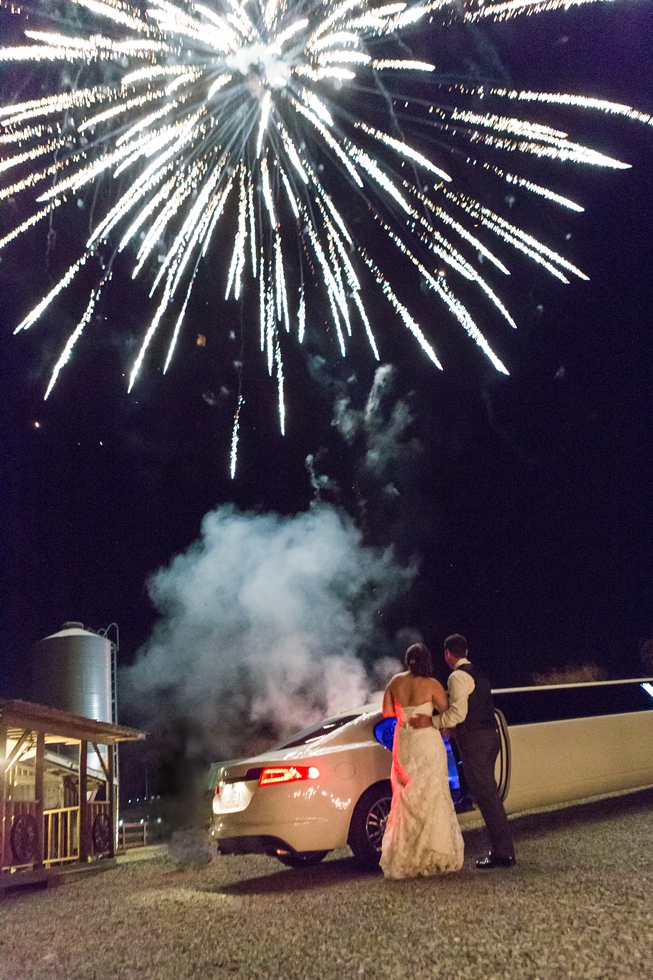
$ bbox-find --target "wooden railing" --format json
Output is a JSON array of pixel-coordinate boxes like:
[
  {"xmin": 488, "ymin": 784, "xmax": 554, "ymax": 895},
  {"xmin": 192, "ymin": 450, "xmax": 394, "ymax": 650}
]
[
  {"xmin": 118, "ymin": 821, "xmax": 148, "ymax": 849},
  {"xmin": 1, "ymin": 800, "xmax": 114, "ymax": 870},
  {"xmin": 43, "ymin": 805, "xmax": 79, "ymax": 866}
]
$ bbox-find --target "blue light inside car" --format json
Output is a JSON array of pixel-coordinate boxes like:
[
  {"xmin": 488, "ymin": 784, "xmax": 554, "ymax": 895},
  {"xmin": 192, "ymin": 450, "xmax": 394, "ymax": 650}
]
[
  {"xmin": 373, "ymin": 717, "xmax": 461, "ymax": 792},
  {"xmin": 641, "ymin": 682, "xmax": 653, "ymax": 700},
  {"xmin": 444, "ymin": 739, "xmax": 461, "ymax": 792},
  {"xmin": 373, "ymin": 717, "xmax": 396, "ymax": 752}
]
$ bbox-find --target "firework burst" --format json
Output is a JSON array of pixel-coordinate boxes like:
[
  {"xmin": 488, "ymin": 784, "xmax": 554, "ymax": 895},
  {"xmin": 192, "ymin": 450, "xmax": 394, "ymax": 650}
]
[{"xmin": 0, "ymin": 0, "xmax": 650, "ymax": 475}]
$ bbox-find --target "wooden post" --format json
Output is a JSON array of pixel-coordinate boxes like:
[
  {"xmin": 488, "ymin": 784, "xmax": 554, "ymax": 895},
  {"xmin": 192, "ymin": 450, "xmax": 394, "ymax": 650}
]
[
  {"xmin": 34, "ymin": 731, "xmax": 45, "ymax": 869},
  {"xmin": 79, "ymin": 740, "xmax": 88, "ymax": 863},
  {"xmin": 107, "ymin": 744, "xmax": 115, "ymax": 859},
  {"xmin": 0, "ymin": 722, "xmax": 7, "ymax": 870}
]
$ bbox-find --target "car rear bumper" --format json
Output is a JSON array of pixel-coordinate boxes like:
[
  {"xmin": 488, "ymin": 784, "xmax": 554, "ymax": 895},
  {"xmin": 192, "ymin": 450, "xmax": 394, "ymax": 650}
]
[
  {"xmin": 212, "ymin": 810, "xmax": 350, "ymax": 852},
  {"xmin": 216, "ymin": 834, "xmax": 301, "ymax": 857}
]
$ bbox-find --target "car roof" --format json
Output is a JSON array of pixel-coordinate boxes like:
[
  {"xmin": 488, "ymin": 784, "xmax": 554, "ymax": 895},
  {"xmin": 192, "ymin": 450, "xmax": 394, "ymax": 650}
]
[{"xmin": 324, "ymin": 701, "xmax": 381, "ymax": 720}]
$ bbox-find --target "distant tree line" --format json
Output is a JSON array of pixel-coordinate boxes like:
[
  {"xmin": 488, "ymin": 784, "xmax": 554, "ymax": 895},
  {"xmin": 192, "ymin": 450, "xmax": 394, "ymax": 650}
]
[
  {"xmin": 531, "ymin": 638, "xmax": 653, "ymax": 686},
  {"xmin": 532, "ymin": 663, "xmax": 608, "ymax": 685}
]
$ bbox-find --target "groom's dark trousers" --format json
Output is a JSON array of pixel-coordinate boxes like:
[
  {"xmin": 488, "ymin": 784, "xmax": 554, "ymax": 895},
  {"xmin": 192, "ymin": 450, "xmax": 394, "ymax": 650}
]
[{"xmin": 456, "ymin": 726, "xmax": 514, "ymax": 860}]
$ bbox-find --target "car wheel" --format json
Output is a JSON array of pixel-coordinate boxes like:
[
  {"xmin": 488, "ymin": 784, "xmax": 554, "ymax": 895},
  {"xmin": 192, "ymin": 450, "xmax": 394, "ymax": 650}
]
[
  {"xmin": 276, "ymin": 850, "xmax": 329, "ymax": 868},
  {"xmin": 348, "ymin": 781, "xmax": 392, "ymax": 866}
]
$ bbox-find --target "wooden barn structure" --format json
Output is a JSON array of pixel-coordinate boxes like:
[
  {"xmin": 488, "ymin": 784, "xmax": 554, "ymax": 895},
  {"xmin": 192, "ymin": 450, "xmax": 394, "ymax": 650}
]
[{"xmin": 0, "ymin": 700, "xmax": 145, "ymax": 877}]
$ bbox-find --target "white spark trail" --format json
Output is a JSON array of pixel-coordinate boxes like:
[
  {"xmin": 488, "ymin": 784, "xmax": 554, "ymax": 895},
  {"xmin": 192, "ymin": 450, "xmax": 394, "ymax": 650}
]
[
  {"xmin": 493, "ymin": 88, "xmax": 653, "ymax": 127},
  {"xmin": 44, "ymin": 275, "xmax": 111, "ymax": 398},
  {"xmin": 163, "ymin": 268, "xmax": 198, "ymax": 373},
  {"xmin": 14, "ymin": 256, "xmax": 89, "ymax": 334}
]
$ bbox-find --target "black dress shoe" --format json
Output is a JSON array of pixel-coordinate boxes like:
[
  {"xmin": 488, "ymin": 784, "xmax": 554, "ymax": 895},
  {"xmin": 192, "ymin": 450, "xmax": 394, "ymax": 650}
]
[{"xmin": 475, "ymin": 854, "xmax": 516, "ymax": 869}]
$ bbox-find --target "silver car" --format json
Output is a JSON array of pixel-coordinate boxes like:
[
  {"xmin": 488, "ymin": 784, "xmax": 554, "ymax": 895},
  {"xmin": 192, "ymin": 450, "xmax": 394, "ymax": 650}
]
[{"xmin": 210, "ymin": 703, "xmax": 470, "ymax": 866}]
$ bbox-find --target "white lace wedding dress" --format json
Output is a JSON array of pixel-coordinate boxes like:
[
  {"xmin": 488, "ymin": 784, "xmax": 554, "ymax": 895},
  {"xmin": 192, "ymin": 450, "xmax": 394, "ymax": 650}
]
[{"xmin": 380, "ymin": 702, "xmax": 465, "ymax": 879}]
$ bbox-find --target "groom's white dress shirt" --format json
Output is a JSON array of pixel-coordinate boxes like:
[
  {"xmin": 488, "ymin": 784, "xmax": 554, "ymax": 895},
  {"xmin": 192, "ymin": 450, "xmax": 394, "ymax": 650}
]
[{"xmin": 432, "ymin": 658, "xmax": 475, "ymax": 730}]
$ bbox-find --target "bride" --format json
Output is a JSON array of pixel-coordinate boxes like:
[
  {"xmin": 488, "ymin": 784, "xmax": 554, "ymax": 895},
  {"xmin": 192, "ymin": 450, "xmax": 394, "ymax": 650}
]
[{"xmin": 380, "ymin": 642, "xmax": 464, "ymax": 878}]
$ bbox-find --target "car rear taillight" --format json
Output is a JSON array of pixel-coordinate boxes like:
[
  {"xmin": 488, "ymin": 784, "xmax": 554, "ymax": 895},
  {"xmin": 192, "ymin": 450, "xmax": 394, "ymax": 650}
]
[{"xmin": 258, "ymin": 765, "xmax": 320, "ymax": 786}]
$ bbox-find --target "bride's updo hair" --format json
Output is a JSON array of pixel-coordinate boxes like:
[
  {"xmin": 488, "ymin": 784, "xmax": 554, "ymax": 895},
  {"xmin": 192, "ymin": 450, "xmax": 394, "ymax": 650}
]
[{"xmin": 405, "ymin": 642, "xmax": 433, "ymax": 678}]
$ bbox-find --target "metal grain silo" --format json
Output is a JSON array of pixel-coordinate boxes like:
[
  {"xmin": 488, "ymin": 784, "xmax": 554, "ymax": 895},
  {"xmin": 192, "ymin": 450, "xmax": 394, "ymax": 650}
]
[{"xmin": 32, "ymin": 622, "xmax": 115, "ymax": 723}]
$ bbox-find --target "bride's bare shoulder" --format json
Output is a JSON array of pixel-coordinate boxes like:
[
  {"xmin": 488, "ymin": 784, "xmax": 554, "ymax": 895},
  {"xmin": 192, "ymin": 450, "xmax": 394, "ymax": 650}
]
[
  {"xmin": 387, "ymin": 671, "xmax": 409, "ymax": 689},
  {"xmin": 428, "ymin": 676, "xmax": 445, "ymax": 690}
]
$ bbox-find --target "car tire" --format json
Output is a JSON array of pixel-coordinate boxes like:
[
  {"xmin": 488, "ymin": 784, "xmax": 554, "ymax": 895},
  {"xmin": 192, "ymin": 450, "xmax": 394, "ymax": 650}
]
[
  {"xmin": 276, "ymin": 850, "xmax": 328, "ymax": 868},
  {"xmin": 348, "ymin": 781, "xmax": 392, "ymax": 866}
]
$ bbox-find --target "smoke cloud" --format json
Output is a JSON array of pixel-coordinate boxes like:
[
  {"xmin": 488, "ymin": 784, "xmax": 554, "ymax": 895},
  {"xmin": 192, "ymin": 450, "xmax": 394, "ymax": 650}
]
[
  {"xmin": 333, "ymin": 364, "xmax": 420, "ymax": 481},
  {"xmin": 123, "ymin": 503, "xmax": 412, "ymax": 760}
]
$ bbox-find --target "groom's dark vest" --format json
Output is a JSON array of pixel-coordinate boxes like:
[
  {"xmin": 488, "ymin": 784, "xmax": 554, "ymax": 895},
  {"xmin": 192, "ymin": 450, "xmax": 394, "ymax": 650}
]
[{"xmin": 454, "ymin": 662, "xmax": 497, "ymax": 734}]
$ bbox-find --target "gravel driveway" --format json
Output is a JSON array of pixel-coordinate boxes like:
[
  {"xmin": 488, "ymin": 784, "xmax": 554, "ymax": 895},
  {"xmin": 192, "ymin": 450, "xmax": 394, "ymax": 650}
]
[{"xmin": 1, "ymin": 789, "xmax": 652, "ymax": 980}]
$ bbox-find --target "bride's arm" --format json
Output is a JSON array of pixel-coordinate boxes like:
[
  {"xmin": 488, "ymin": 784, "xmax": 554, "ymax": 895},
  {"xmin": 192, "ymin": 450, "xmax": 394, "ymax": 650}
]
[
  {"xmin": 431, "ymin": 679, "xmax": 449, "ymax": 715},
  {"xmin": 382, "ymin": 679, "xmax": 398, "ymax": 718}
]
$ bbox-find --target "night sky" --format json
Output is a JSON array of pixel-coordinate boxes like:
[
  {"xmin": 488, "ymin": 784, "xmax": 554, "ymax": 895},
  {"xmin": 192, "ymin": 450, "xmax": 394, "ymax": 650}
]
[{"xmin": 2, "ymin": 0, "xmax": 653, "ymax": 721}]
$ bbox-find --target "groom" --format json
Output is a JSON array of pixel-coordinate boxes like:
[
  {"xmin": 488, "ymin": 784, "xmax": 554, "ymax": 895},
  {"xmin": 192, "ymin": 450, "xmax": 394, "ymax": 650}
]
[{"xmin": 409, "ymin": 634, "xmax": 515, "ymax": 869}]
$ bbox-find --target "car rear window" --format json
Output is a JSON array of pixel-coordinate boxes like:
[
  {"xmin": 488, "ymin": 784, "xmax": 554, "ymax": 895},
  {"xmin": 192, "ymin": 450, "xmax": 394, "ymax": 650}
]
[{"xmin": 273, "ymin": 714, "xmax": 362, "ymax": 749}]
